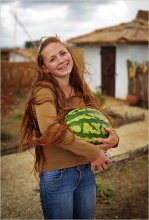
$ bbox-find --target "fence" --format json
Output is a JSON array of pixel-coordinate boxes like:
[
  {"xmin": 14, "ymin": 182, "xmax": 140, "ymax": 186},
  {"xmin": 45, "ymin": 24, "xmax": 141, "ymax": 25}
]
[{"xmin": 1, "ymin": 61, "xmax": 36, "ymax": 113}]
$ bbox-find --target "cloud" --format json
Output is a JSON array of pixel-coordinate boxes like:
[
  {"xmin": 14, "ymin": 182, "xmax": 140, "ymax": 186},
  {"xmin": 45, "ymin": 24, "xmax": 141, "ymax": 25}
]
[
  {"xmin": 93, "ymin": 1, "xmax": 129, "ymax": 28},
  {"xmin": 0, "ymin": 0, "xmax": 149, "ymax": 47}
]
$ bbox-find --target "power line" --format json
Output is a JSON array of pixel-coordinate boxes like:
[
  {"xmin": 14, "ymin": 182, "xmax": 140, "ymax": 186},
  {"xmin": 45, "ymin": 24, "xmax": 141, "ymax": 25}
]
[
  {"xmin": 12, "ymin": 12, "xmax": 36, "ymax": 48},
  {"xmin": 13, "ymin": 13, "xmax": 32, "ymax": 40}
]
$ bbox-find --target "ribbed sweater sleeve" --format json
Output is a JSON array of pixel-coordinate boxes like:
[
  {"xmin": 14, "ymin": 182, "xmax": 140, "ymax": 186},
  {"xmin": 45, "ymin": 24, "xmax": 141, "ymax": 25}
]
[{"xmin": 33, "ymin": 88, "xmax": 101, "ymax": 162}]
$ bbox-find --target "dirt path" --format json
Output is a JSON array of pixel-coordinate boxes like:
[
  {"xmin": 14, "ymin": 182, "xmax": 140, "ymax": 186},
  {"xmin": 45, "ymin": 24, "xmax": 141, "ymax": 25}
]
[{"xmin": 1, "ymin": 150, "xmax": 148, "ymax": 219}]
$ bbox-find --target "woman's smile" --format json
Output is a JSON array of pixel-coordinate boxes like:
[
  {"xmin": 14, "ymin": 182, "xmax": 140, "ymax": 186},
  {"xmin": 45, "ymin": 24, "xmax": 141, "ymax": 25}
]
[{"xmin": 58, "ymin": 62, "xmax": 69, "ymax": 70}]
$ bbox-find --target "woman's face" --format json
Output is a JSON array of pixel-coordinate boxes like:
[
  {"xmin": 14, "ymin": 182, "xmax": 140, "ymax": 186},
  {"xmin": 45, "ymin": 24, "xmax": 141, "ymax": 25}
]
[{"xmin": 41, "ymin": 42, "xmax": 74, "ymax": 78}]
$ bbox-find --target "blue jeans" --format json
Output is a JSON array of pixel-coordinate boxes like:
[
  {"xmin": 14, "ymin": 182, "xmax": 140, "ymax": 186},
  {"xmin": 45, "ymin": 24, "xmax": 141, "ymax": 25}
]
[{"xmin": 40, "ymin": 164, "xmax": 96, "ymax": 219}]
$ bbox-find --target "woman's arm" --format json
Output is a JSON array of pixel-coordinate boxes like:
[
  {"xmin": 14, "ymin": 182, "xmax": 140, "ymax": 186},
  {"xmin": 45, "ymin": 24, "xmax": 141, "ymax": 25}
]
[
  {"xmin": 91, "ymin": 128, "xmax": 119, "ymax": 171},
  {"xmin": 34, "ymin": 88, "xmax": 102, "ymax": 163}
]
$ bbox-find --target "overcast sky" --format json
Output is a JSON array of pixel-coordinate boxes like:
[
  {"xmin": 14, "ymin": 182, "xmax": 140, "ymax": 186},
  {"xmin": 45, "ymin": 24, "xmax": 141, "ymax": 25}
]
[{"xmin": 1, "ymin": 0, "xmax": 149, "ymax": 48}]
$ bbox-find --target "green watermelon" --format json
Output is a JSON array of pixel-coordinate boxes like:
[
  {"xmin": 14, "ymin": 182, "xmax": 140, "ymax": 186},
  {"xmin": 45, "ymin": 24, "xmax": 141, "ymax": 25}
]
[{"xmin": 65, "ymin": 108, "xmax": 110, "ymax": 145}]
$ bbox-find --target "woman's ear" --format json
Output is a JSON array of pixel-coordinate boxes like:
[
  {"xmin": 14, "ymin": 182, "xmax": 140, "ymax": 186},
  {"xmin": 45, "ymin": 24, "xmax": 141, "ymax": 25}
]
[{"xmin": 42, "ymin": 64, "xmax": 48, "ymax": 73}]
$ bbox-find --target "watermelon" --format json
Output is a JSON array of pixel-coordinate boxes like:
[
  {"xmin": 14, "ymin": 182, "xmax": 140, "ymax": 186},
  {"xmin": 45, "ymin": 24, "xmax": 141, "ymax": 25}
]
[{"xmin": 65, "ymin": 108, "xmax": 110, "ymax": 145}]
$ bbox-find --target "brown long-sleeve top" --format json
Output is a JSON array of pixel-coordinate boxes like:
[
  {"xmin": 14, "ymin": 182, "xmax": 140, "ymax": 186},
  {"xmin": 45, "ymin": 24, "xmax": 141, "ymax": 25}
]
[{"xmin": 33, "ymin": 87, "xmax": 101, "ymax": 171}]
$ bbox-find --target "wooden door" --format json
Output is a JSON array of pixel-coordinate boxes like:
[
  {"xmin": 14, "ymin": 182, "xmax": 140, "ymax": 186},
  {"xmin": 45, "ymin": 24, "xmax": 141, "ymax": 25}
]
[{"xmin": 101, "ymin": 46, "xmax": 116, "ymax": 96}]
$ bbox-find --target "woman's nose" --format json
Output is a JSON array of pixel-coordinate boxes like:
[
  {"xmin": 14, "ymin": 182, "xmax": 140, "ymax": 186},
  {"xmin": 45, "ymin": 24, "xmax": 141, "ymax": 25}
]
[{"xmin": 57, "ymin": 56, "xmax": 64, "ymax": 64}]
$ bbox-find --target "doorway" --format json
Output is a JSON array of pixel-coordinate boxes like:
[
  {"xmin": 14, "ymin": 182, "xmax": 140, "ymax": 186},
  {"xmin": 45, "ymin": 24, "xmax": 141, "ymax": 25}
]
[{"xmin": 101, "ymin": 46, "xmax": 116, "ymax": 96}]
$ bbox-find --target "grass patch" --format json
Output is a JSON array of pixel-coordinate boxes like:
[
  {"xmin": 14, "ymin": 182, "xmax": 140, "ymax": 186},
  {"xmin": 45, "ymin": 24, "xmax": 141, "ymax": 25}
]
[
  {"xmin": 1, "ymin": 131, "xmax": 13, "ymax": 141},
  {"xmin": 96, "ymin": 178, "xmax": 116, "ymax": 205},
  {"xmin": 13, "ymin": 112, "xmax": 23, "ymax": 120},
  {"xmin": 1, "ymin": 96, "xmax": 26, "ymax": 144}
]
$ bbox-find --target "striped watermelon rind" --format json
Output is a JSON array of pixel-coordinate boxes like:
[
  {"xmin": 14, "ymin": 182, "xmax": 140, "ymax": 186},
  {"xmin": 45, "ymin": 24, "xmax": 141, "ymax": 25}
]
[{"xmin": 65, "ymin": 108, "xmax": 110, "ymax": 145}]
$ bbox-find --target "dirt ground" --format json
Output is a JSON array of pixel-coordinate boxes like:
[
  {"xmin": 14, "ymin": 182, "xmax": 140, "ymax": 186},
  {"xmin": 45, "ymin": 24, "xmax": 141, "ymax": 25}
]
[
  {"xmin": 95, "ymin": 151, "xmax": 148, "ymax": 219},
  {"xmin": 1, "ymin": 150, "xmax": 148, "ymax": 220}
]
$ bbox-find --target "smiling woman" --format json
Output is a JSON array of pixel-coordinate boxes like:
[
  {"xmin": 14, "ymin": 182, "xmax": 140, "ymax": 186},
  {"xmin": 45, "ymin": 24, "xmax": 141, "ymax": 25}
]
[{"xmin": 19, "ymin": 35, "xmax": 119, "ymax": 219}]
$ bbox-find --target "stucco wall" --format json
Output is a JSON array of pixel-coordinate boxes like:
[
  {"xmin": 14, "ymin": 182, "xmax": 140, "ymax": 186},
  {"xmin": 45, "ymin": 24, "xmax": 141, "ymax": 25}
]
[
  {"xmin": 82, "ymin": 44, "xmax": 148, "ymax": 99},
  {"xmin": 83, "ymin": 45, "xmax": 101, "ymax": 92},
  {"xmin": 10, "ymin": 53, "xmax": 29, "ymax": 62}
]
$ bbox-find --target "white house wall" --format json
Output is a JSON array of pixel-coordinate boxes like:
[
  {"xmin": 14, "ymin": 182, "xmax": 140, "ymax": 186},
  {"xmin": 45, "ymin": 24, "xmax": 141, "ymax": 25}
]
[
  {"xmin": 82, "ymin": 45, "xmax": 101, "ymax": 92},
  {"xmin": 82, "ymin": 44, "xmax": 148, "ymax": 99},
  {"xmin": 115, "ymin": 46, "xmax": 128, "ymax": 99},
  {"xmin": 10, "ymin": 53, "xmax": 29, "ymax": 62}
]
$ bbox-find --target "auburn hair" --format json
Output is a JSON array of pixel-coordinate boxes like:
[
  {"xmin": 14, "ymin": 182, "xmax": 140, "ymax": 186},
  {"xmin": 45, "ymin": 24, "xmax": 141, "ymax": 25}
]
[{"xmin": 19, "ymin": 36, "xmax": 114, "ymax": 176}]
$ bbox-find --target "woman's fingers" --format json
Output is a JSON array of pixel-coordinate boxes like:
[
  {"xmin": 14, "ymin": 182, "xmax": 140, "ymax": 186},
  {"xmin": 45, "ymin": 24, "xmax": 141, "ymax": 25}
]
[
  {"xmin": 94, "ymin": 138, "xmax": 110, "ymax": 150},
  {"xmin": 97, "ymin": 165, "xmax": 104, "ymax": 172},
  {"xmin": 94, "ymin": 137, "xmax": 105, "ymax": 143},
  {"xmin": 105, "ymin": 127, "xmax": 114, "ymax": 134},
  {"xmin": 100, "ymin": 163, "xmax": 108, "ymax": 170},
  {"xmin": 105, "ymin": 157, "xmax": 112, "ymax": 165},
  {"xmin": 91, "ymin": 149, "xmax": 112, "ymax": 172},
  {"xmin": 91, "ymin": 163, "xmax": 109, "ymax": 172},
  {"xmin": 94, "ymin": 128, "xmax": 119, "ymax": 149}
]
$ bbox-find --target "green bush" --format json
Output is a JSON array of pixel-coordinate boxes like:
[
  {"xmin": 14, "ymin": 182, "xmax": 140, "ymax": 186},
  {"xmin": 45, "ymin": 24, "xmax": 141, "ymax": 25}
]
[
  {"xmin": 16, "ymin": 86, "xmax": 24, "ymax": 98},
  {"xmin": 96, "ymin": 179, "xmax": 115, "ymax": 204},
  {"xmin": 1, "ymin": 131, "xmax": 13, "ymax": 141}
]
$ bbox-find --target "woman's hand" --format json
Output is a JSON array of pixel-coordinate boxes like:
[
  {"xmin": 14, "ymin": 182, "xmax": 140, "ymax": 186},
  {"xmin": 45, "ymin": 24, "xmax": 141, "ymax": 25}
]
[
  {"xmin": 94, "ymin": 128, "xmax": 119, "ymax": 151},
  {"xmin": 91, "ymin": 149, "xmax": 112, "ymax": 172}
]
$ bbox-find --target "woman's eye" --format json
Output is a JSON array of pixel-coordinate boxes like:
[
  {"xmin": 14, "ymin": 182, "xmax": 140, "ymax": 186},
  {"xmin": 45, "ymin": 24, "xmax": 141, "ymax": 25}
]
[
  {"xmin": 50, "ymin": 58, "xmax": 55, "ymax": 62},
  {"xmin": 61, "ymin": 51, "xmax": 67, "ymax": 56}
]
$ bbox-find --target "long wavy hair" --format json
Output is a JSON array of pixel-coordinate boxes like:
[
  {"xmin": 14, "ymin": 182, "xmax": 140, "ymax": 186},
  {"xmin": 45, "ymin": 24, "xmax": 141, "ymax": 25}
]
[{"xmin": 19, "ymin": 36, "xmax": 114, "ymax": 176}]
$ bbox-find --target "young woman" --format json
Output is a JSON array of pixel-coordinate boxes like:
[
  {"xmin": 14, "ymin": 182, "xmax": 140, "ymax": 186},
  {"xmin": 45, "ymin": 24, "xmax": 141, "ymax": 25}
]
[{"xmin": 20, "ymin": 36, "xmax": 119, "ymax": 219}]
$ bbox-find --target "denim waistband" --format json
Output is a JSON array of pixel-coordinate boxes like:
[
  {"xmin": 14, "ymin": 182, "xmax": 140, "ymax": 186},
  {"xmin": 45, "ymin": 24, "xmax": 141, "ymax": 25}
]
[
  {"xmin": 40, "ymin": 164, "xmax": 91, "ymax": 176},
  {"xmin": 70, "ymin": 163, "xmax": 90, "ymax": 170}
]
